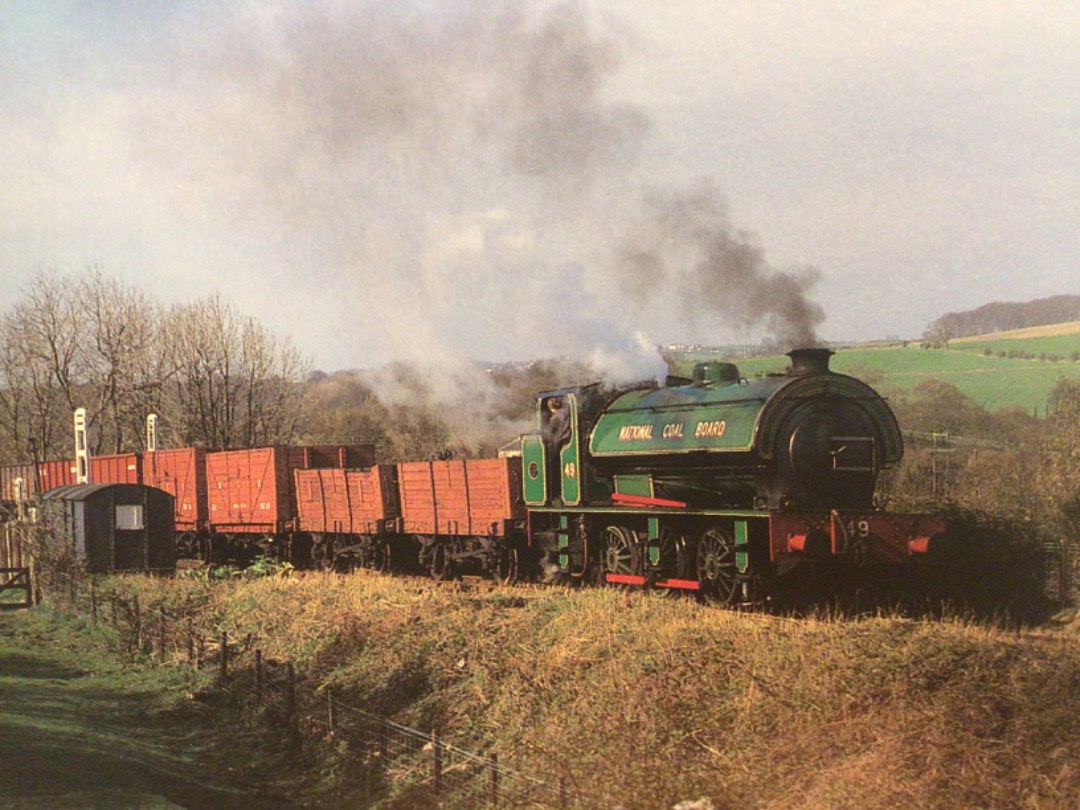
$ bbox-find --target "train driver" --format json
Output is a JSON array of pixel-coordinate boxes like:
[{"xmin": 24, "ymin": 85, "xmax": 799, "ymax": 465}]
[{"xmin": 542, "ymin": 397, "xmax": 571, "ymax": 502}]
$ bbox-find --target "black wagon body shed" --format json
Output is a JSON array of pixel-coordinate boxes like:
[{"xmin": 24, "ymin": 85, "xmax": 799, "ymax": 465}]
[{"xmin": 42, "ymin": 483, "xmax": 176, "ymax": 573}]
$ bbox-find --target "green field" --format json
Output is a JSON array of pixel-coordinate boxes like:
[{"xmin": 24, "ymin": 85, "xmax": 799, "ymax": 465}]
[
  {"xmin": 674, "ymin": 342, "xmax": 1080, "ymax": 415},
  {"xmin": 952, "ymin": 333, "xmax": 1080, "ymax": 360}
]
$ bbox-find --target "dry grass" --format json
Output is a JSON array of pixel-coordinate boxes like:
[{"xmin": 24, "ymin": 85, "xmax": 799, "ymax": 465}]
[{"xmin": 100, "ymin": 572, "xmax": 1080, "ymax": 810}]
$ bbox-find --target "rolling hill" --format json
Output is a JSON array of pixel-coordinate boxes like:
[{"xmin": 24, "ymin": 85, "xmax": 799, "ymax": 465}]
[{"xmin": 672, "ymin": 325, "xmax": 1080, "ymax": 414}]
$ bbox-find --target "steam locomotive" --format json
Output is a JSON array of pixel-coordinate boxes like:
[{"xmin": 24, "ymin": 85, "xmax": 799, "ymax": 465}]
[
  {"xmin": 0, "ymin": 348, "xmax": 945, "ymax": 603},
  {"xmin": 522, "ymin": 347, "xmax": 943, "ymax": 602}
]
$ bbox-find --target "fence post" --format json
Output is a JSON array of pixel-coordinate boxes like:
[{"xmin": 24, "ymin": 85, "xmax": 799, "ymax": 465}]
[
  {"xmin": 1062, "ymin": 539, "xmax": 1071, "ymax": 609},
  {"xmin": 286, "ymin": 663, "xmax": 300, "ymax": 754},
  {"xmin": 158, "ymin": 605, "xmax": 167, "ymax": 661},
  {"xmin": 133, "ymin": 595, "xmax": 142, "ymax": 653},
  {"xmin": 377, "ymin": 719, "xmax": 389, "ymax": 764},
  {"xmin": 431, "ymin": 730, "xmax": 443, "ymax": 796},
  {"xmin": 327, "ymin": 688, "xmax": 335, "ymax": 735},
  {"xmin": 187, "ymin": 613, "xmax": 195, "ymax": 666},
  {"xmin": 489, "ymin": 753, "xmax": 499, "ymax": 806},
  {"xmin": 559, "ymin": 774, "xmax": 568, "ymax": 809},
  {"xmin": 220, "ymin": 632, "xmax": 228, "ymax": 680}
]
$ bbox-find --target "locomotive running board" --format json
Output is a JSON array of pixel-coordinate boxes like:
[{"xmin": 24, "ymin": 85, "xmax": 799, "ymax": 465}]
[
  {"xmin": 605, "ymin": 573, "xmax": 701, "ymax": 591},
  {"xmin": 610, "ymin": 493, "xmax": 687, "ymax": 509}
]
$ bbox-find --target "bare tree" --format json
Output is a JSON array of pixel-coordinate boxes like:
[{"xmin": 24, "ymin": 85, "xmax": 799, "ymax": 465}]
[
  {"xmin": 0, "ymin": 272, "xmax": 83, "ymax": 461},
  {"xmin": 237, "ymin": 318, "xmax": 308, "ymax": 447},
  {"xmin": 80, "ymin": 270, "xmax": 169, "ymax": 453},
  {"xmin": 163, "ymin": 295, "xmax": 309, "ymax": 449},
  {"xmin": 0, "ymin": 314, "xmax": 34, "ymax": 461},
  {"xmin": 0, "ymin": 270, "xmax": 306, "ymax": 461}
]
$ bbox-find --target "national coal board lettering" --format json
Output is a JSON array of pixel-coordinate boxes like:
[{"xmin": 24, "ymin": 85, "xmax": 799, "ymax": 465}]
[
  {"xmin": 694, "ymin": 420, "xmax": 727, "ymax": 439},
  {"xmin": 662, "ymin": 423, "xmax": 685, "ymax": 439},
  {"xmin": 618, "ymin": 425, "xmax": 653, "ymax": 441}
]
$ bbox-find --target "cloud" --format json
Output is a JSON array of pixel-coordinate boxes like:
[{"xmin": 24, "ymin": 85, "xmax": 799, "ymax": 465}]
[{"xmin": 11, "ymin": 1, "xmax": 1071, "ymax": 375}]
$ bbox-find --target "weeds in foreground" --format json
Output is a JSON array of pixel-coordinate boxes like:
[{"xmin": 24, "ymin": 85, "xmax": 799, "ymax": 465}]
[{"xmin": 39, "ymin": 571, "xmax": 1076, "ymax": 810}]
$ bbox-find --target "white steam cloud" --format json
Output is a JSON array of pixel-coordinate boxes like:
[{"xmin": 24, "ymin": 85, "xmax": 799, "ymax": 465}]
[{"xmin": 6, "ymin": 0, "xmax": 824, "ymax": 410}]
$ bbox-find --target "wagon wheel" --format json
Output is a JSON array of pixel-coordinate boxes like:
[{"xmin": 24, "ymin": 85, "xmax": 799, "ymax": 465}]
[
  {"xmin": 368, "ymin": 538, "xmax": 393, "ymax": 574},
  {"xmin": 496, "ymin": 542, "xmax": 520, "ymax": 585},
  {"xmin": 430, "ymin": 541, "xmax": 456, "ymax": 581},
  {"xmin": 285, "ymin": 534, "xmax": 310, "ymax": 567},
  {"xmin": 206, "ymin": 534, "xmax": 224, "ymax": 565},
  {"xmin": 332, "ymin": 534, "xmax": 352, "ymax": 571},
  {"xmin": 262, "ymin": 537, "xmax": 278, "ymax": 565},
  {"xmin": 197, "ymin": 534, "xmax": 213, "ymax": 564},
  {"xmin": 602, "ymin": 525, "xmax": 640, "ymax": 578},
  {"xmin": 214, "ymin": 533, "xmax": 240, "ymax": 566},
  {"xmin": 329, "ymin": 535, "xmax": 356, "ymax": 573},
  {"xmin": 696, "ymin": 527, "xmax": 739, "ymax": 604},
  {"xmin": 311, "ymin": 534, "xmax": 333, "ymax": 571},
  {"xmin": 176, "ymin": 532, "xmax": 201, "ymax": 561}
]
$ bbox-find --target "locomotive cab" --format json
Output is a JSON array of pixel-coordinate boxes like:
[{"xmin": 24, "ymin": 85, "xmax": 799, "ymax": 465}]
[{"xmin": 522, "ymin": 384, "xmax": 610, "ymax": 507}]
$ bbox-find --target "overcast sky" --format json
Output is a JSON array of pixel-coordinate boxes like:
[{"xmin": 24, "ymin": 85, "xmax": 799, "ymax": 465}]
[{"xmin": 2, "ymin": 1, "xmax": 1077, "ymax": 374}]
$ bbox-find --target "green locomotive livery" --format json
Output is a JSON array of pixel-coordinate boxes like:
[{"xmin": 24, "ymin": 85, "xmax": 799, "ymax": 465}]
[{"xmin": 522, "ymin": 349, "xmax": 943, "ymax": 603}]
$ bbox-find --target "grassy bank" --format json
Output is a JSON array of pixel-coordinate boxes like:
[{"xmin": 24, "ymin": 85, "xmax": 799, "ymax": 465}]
[
  {"xmin": 32, "ymin": 570, "xmax": 1077, "ymax": 810},
  {"xmin": 0, "ymin": 606, "xmax": 299, "ymax": 808}
]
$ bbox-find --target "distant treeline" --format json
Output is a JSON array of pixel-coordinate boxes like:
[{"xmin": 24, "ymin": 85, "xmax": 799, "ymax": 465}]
[{"xmin": 926, "ymin": 294, "xmax": 1080, "ymax": 340}]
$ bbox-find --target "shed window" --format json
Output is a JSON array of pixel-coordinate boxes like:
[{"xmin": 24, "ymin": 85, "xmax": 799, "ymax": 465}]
[{"xmin": 116, "ymin": 504, "xmax": 145, "ymax": 531}]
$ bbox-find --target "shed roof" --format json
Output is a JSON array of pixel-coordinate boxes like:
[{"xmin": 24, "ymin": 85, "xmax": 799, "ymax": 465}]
[{"xmin": 42, "ymin": 483, "xmax": 136, "ymax": 502}]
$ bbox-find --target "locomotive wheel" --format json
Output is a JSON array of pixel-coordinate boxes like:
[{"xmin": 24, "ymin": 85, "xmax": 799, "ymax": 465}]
[
  {"xmin": 650, "ymin": 528, "xmax": 691, "ymax": 597},
  {"xmin": 602, "ymin": 525, "xmax": 640, "ymax": 577},
  {"xmin": 696, "ymin": 527, "xmax": 739, "ymax": 604},
  {"xmin": 659, "ymin": 528, "xmax": 692, "ymax": 580}
]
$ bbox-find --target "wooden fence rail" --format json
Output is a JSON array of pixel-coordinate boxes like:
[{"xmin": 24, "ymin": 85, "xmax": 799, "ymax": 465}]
[{"xmin": 0, "ymin": 567, "xmax": 33, "ymax": 609}]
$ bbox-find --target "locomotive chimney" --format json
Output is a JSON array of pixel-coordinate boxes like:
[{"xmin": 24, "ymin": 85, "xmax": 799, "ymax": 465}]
[{"xmin": 787, "ymin": 348, "xmax": 834, "ymax": 376}]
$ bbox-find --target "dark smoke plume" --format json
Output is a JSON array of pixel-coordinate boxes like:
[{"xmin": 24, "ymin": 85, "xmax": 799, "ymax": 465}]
[{"xmin": 615, "ymin": 185, "xmax": 825, "ymax": 347}]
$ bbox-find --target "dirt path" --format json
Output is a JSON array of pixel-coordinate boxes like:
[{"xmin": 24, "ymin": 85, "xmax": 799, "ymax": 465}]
[{"xmin": 0, "ymin": 612, "xmax": 298, "ymax": 810}]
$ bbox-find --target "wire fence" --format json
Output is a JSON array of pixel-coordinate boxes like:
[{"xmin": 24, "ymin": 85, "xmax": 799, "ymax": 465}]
[
  {"xmin": 317, "ymin": 697, "xmax": 567, "ymax": 809},
  {"xmin": 50, "ymin": 576, "xmax": 573, "ymax": 809},
  {"xmin": 1043, "ymin": 540, "xmax": 1072, "ymax": 610}
]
